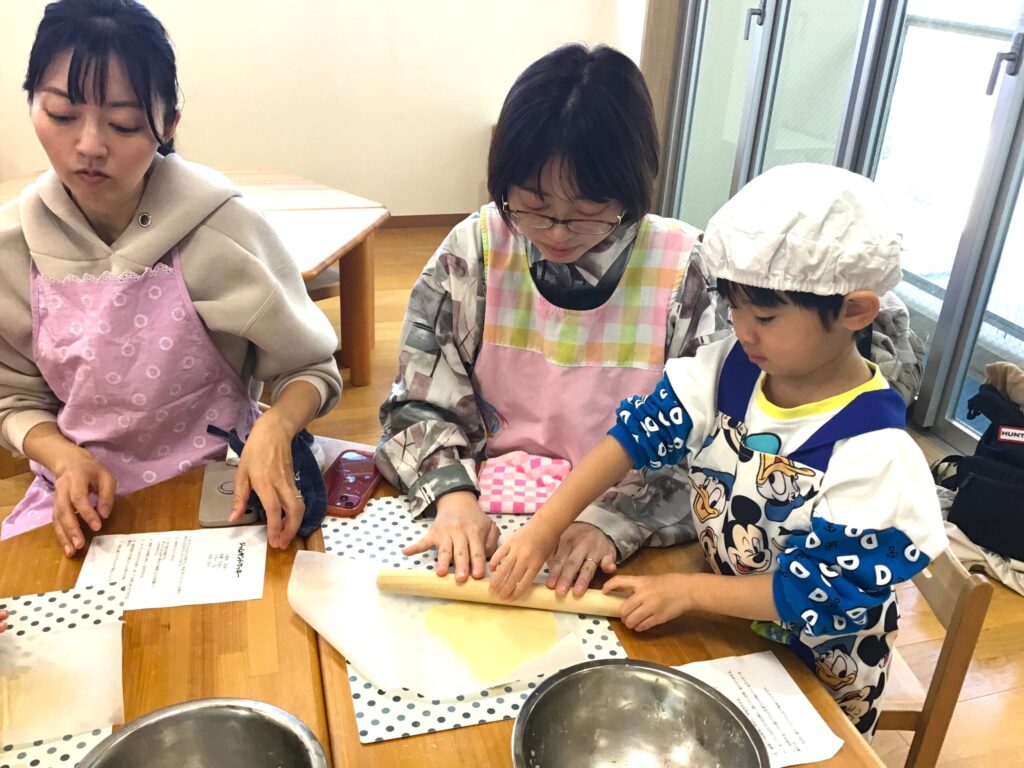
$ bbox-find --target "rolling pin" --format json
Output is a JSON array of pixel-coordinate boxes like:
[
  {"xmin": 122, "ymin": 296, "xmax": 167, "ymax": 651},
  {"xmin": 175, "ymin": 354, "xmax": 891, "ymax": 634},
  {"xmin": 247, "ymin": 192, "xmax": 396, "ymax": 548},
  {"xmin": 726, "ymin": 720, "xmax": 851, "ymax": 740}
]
[{"xmin": 376, "ymin": 569, "xmax": 624, "ymax": 618}]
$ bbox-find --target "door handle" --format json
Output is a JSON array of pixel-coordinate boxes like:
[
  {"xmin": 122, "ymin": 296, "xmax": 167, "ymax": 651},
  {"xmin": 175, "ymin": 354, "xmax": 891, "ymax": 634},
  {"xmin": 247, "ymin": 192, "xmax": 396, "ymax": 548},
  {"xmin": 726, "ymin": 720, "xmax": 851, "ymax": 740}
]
[
  {"xmin": 987, "ymin": 32, "xmax": 1024, "ymax": 95},
  {"xmin": 744, "ymin": 0, "xmax": 767, "ymax": 41}
]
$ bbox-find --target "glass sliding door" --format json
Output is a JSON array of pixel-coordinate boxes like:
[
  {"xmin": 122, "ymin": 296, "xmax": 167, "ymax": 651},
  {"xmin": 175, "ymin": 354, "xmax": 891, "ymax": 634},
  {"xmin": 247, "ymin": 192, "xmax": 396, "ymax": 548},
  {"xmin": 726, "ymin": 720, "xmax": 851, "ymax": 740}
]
[
  {"xmin": 870, "ymin": 2, "xmax": 1022, "ymax": 366},
  {"xmin": 673, "ymin": 0, "xmax": 770, "ymax": 230},
  {"xmin": 667, "ymin": 0, "xmax": 878, "ymax": 228},
  {"xmin": 863, "ymin": 0, "xmax": 1024, "ymax": 446},
  {"xmin": 938, "ymin": 151, "xmax": 1024, "ymax": 447},
  {"xmin": 657, "ymin": 0, "xmax": 1024, "ymax": 454},
  {"xmin": 760, "ymin": 0, "xmax": 873, "ymax": 170}
]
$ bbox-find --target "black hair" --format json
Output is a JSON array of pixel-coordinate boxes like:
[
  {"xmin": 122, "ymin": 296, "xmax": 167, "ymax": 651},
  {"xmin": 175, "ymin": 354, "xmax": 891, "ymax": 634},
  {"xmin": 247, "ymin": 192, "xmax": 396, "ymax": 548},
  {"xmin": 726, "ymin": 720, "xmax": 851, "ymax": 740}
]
[
  {"xmin": 717, "ymin": 278, "xmax": 845, "ymax": 330},
  {"xmin": 488, "ymin": 44, "xmax": 658, "ymax": 227},
  {"xmin": 23, "ymin": 0, "xmax": 180, "ymax": 156}
]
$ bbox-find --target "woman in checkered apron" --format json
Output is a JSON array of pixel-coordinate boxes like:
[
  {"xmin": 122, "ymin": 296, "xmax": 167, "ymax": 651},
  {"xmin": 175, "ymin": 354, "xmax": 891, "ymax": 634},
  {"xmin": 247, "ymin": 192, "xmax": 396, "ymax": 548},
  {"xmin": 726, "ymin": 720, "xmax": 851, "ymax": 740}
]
[{"xmin": 376, "ymin": 44, "xmax": 717, "ymax": 595}]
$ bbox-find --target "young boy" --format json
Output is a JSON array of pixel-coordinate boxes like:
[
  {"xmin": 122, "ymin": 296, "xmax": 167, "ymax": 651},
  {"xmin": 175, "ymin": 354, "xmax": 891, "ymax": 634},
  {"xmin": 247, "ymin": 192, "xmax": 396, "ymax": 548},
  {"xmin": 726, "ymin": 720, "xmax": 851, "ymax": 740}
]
[{"xmin": 489, "ymin": 163, "xmax": 948, "ymax": 736}]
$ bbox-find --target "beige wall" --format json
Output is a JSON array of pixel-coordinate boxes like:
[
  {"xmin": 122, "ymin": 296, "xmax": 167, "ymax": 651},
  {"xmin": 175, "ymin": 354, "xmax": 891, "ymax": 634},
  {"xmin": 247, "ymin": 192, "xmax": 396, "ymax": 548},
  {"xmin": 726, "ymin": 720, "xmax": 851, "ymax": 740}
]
[{"xmin": 0, "ymin": 0, "xmax": 646, "ymax": 215}]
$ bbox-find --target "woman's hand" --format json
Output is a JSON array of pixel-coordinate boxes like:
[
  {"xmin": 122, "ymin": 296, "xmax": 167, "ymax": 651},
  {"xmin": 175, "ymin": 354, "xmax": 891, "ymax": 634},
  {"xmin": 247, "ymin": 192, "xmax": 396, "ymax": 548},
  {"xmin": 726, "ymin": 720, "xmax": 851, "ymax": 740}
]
[
  {"xmin": 22, "ymin": 423, "xmax": 117, "ymax": 557},
  {"xmin": 0, "ymin": 609, "xmax": 9, "ymax": 633},
  {"xmin": 403, "ymin": 491, "xmax": 499, "ymax": 582},
  {"xmin": 602, "ymin": 573, "xmax": 693, "ymax": 631},
  {"xmin": 50, "ymin": 446, "xmax": 117, "ymax": 557},
  {"xmin": 488, "ymin": 517, "xmax": 562, "ymax": 600},
  {"xmin": 231, "ymin": 410, "xmax": 303, "ymax": 549},
  {"xmin": 545, "ymin": 522, "xmax": 618, "ymax": 597},
  {"xmin": 232, "ymin": 380, "xmax": 321, "ymax": 550}
]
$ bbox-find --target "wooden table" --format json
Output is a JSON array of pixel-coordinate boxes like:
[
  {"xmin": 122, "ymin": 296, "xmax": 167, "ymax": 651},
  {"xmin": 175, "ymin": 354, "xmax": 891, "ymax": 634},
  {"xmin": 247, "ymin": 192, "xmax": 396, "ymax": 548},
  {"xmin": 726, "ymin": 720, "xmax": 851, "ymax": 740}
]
[
  {"xmin": 0, "ymin": 470, "xmax": 332, "ymax": 764},
  {"xmin": 0, "ymin": 168, "xmax": 389, "ymax": 387},
  {"xmin": 220, "ymin": 169, "xmax": 389, "ymax": 388},
  {"xmin": 308, "ymin": 500, "xmax": 885, "ymax": 768},
  {"xmin": 0, "ymin": 462, "xmax": 885, "ymax": 767}
]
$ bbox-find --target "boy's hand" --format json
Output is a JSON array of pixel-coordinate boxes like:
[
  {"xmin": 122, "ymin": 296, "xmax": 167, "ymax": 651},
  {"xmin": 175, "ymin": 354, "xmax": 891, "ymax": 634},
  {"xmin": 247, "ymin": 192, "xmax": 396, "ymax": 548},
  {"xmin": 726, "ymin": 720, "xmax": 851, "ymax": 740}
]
[
  {"xmin": 489, "ymin": 518, "xmax": 561, "ymax": 600},
  {"xmin": 603, "ymin": 573, "xmax": 692, "ymax": 631},
  {"xmin": 546, "ymin": 522, "xmax": 617, "ymax": 597},
  {"xmin": 0, "ymin": 609, "xmax": 8, "ymax": 633}
]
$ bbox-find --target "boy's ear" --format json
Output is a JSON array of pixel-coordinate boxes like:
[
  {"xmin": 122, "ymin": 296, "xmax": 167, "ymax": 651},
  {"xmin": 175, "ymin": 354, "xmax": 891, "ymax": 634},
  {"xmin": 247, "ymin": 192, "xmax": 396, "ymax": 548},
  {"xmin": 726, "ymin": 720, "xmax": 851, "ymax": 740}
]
[{"xmin": 840, "ymin": 290, "xmax": 880, "ymax": 332}]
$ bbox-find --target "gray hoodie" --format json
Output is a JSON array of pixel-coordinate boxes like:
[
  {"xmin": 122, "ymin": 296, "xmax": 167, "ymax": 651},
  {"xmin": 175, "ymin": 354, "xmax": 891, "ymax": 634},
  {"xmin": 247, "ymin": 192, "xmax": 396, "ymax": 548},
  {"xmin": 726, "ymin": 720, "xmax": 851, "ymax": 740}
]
[{"xmin": 0, "ymin": 153, "xmax": 342, "ymax": 453}]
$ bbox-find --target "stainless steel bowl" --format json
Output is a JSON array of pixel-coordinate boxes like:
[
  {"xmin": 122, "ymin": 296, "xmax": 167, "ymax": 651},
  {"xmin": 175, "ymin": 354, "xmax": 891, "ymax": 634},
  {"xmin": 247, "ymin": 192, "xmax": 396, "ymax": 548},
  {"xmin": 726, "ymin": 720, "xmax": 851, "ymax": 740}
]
[
  {"xmin": 78, "ymin": 698, "xmax": 328, "ymax": 768},
  {"xmin": 512, "ymin": 659, "xmax": 770, "ymax": 768}
]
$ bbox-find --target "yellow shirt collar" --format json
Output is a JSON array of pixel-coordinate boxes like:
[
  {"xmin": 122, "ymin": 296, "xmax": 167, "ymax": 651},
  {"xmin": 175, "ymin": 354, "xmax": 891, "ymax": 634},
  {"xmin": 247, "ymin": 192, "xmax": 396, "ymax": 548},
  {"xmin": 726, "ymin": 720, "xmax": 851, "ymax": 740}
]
[{"xmin": 755, "ymin": 362, "xmax": 888, "ymax": 420}]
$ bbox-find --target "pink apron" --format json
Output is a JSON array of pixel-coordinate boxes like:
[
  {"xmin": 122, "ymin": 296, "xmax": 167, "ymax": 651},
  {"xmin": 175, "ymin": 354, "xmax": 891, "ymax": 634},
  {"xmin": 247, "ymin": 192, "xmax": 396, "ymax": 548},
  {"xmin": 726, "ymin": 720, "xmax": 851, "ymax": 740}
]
[
  {"xmin": 1, "ymin": 249, "xmax": 260, "ymax": 539},
  {"xmin": 472, "ymin": 205, "xmax": 697, "ymax": 511}
]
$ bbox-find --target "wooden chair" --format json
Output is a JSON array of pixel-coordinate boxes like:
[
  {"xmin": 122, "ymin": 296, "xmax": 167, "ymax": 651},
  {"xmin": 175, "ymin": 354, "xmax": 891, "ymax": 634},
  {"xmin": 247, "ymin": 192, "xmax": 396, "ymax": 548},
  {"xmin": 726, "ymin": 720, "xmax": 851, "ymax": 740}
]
[{"xmin": 878, "ymin": 548, "xmax": 993, "ymax": 767}]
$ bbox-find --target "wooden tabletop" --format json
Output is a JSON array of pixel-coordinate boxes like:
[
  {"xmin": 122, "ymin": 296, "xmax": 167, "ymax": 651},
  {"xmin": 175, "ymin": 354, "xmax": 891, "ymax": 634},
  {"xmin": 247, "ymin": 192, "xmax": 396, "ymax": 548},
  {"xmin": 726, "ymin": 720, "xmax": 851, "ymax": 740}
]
[
  {"xmin": 218, "ymin": 167, "xmax": 384, "ymax": 211},
  {"xmin": 308, "ymin": 500, "xmax": 884, "ymax": 768},
  {"xmin": 262, "ymin": 207, "xmax": 390, "ymax": 280},
  {"xmin": 218, "ymin": 167, "xmax": 391, "ymax": 280},
  {"xmin": 0, "ymin": 470, "xmax": 331, "ymax": 763},
  {"xmin": 1, "ymin": 466, "xmax": 884, "ymax": 767}
]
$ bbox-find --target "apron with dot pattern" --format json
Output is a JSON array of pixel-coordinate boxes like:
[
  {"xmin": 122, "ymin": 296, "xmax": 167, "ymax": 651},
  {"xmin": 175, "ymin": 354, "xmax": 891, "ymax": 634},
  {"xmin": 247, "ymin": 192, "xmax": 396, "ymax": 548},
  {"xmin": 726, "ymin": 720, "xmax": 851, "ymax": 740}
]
[{"xmin": 1, "ymin": 248, "xmax": 259, "ymax": 539}]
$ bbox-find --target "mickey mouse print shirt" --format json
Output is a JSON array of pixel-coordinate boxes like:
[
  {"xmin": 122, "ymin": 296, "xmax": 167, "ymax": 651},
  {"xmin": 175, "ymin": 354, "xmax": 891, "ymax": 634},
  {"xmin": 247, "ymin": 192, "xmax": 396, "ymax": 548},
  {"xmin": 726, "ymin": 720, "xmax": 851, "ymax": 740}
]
[{"xmin": 608, "ymin": 335, "xmax": 948, "ymax": 736}]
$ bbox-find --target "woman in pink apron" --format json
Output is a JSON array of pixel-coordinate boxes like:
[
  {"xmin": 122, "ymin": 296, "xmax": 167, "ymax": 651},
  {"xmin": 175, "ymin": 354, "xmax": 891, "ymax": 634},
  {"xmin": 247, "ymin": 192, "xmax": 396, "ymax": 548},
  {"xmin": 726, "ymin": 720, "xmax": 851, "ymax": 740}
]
[
  {"xmin": 376, "ymin": 45, "xmax": 716, "ymax": 595},
  {"xmin": 0, "ymin": 0, "xmax": 342, "ymax": 554}
]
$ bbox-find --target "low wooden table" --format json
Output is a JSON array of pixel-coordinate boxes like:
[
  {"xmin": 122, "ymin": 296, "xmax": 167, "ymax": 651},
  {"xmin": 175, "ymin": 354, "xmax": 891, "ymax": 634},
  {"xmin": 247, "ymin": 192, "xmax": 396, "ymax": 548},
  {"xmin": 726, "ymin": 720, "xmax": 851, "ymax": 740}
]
[
  {"xmin": 0, "ymin": 470, "xmax": 332, "ymax": 764},
  {"xmin": 307, "ymin": 495, "xmax": 885, "ymax": 768},
  {"xmin": 220, "ymin": 169, "xmax": 389, "ymax": 388}
]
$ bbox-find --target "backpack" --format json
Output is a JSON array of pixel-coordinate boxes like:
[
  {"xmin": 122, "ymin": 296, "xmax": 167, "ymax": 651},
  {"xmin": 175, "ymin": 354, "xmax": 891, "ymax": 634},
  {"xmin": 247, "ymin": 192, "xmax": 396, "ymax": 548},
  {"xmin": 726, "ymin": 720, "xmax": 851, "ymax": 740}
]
[{"xmin": 938, "ymin": 384, "xmax": 1024, "ymax": 561}]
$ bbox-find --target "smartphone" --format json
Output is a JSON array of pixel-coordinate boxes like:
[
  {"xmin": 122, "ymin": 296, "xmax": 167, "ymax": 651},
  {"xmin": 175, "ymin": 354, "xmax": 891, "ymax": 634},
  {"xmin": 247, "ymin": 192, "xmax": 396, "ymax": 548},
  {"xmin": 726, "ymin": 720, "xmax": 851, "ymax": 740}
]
[
  {"xmin": 198, "ymin": 460, "xmax": 259, "ymax": 527},
  {"xmin": 324, "ymin": 450, "xmax": 381, "ymax": 517}
]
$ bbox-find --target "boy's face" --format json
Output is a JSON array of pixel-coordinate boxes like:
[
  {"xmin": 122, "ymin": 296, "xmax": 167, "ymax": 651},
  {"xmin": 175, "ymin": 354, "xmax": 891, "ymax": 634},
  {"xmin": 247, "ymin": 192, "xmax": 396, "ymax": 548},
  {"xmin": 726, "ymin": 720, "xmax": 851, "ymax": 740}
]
[{"xmin": 729, "ymin": 295, "xmax": 866, "ymax": 378}]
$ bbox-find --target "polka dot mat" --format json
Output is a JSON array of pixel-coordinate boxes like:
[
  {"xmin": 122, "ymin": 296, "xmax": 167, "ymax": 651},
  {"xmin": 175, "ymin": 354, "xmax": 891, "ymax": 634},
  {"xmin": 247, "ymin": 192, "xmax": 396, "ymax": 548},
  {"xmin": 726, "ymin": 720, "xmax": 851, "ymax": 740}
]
[
  {"xmin": 0, "ymin": 585, "xmax": 125, "ymax": 641},
  {"xmin": 321, "ymin": 497, "xmax": 627, "ymax": 743},
  {"xmin": 0, "ymin": 586, "xmax": 125, "ymax": 764},
  {"xmin": 0, "ymin": 728, "xmax": 113, "ymax": 768}
]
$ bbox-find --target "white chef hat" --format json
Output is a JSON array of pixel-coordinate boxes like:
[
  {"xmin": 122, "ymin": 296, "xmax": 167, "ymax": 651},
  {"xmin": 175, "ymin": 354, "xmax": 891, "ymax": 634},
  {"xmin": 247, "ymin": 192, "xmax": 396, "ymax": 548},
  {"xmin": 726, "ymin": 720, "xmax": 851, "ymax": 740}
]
[{"xmin": 701, "ymin": 163, "xmax": 903, "ymax": 297}]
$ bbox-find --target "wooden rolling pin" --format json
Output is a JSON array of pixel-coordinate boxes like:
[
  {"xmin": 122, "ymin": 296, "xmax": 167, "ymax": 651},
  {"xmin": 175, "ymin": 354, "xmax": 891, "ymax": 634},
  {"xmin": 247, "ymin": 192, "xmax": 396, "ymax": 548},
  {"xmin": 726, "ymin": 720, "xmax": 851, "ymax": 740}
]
[{"xmin": 376, "ymin": 569, "xmax": 624, "ymax": 617}]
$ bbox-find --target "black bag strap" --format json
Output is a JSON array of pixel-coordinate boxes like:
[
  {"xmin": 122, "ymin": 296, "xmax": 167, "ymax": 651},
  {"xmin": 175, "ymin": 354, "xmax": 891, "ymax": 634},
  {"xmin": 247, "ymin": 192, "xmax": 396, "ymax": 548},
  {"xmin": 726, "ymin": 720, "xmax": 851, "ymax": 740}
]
[{"xmin": 931, "ymin": 454, "xmax": 963, "ymax": 489}]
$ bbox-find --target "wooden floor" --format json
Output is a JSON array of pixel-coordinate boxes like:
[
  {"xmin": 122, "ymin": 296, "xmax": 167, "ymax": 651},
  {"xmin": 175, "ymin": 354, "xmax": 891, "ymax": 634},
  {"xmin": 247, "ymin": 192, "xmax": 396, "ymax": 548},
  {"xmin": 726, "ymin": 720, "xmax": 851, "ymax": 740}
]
[{"xmin": 1, "ymin": 226, "xmax": 1020, "ymax": 766}]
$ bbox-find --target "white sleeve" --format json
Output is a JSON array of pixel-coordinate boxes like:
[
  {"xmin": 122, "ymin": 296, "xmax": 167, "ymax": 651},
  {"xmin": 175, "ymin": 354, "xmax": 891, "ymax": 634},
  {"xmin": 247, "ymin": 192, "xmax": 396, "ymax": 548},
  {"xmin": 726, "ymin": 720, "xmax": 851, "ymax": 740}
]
[
  {"xmin": 813, "ymin": 429, "xmax": 949, "ymax": 560},
  {"xmin": 663, "ymin": 334, "xmax": 736, "ymax": 456},
  {"xmin": 773, "ymin": 429, "xmax": 948, "ymax": 633}
]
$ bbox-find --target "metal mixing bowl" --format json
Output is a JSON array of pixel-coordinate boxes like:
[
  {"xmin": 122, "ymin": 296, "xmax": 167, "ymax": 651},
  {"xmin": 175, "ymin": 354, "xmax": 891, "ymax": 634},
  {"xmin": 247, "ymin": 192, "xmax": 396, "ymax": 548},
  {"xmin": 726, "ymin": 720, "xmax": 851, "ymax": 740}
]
[
  {"xmin": 77, "ymin": 698, "xmax": 328, "ymax": 768},
  {"xmin": 512, "ymin": 659, "xmax": 770, "ymax": 768}
]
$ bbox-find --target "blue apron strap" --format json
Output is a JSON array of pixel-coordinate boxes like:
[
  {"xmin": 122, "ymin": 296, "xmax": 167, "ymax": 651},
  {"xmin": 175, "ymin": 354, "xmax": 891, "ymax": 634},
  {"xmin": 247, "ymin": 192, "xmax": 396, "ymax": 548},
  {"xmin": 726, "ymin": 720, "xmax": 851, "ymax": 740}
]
[
  {"xmin": 789, "ymin": 388, "xmax": 907, "ymax": 472},
  {"xmin": 717, "ymin": 340, "xmax": 761, "ymax": 421}
]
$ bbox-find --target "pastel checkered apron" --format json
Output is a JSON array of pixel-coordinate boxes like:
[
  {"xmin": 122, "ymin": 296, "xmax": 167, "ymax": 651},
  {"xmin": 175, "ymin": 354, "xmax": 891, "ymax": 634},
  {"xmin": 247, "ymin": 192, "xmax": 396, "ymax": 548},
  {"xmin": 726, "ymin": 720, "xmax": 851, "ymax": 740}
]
[{"xmin": 472, "ymin": 204, "xmax": 698, "ymax": 509}]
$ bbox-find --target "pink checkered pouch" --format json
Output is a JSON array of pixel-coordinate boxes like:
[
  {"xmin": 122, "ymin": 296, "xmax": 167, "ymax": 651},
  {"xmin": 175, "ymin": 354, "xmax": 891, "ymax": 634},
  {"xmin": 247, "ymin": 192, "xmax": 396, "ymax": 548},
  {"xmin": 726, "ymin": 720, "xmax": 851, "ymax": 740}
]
[{"xmin": 477, "ymin": 451, "xmax": 572, "ymax": 514}]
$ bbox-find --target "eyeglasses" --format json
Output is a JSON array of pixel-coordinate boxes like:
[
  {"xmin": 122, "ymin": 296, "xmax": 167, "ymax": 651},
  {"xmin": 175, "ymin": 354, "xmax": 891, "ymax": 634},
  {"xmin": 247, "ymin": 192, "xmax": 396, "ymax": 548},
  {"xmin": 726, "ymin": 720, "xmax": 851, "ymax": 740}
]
[{"xmin": 502, "ymin": 200, "xmax": 624, "ymax": 236}]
